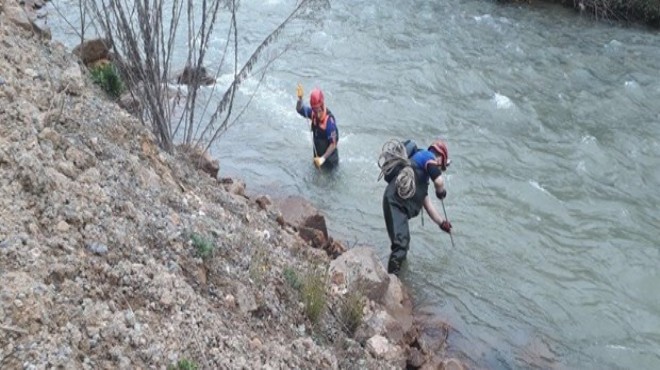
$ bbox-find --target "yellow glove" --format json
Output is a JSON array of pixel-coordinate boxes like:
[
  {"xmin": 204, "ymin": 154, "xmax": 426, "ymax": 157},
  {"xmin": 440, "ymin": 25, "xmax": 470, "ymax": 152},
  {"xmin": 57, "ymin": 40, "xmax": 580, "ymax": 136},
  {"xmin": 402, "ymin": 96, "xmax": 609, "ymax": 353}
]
[
  {"xmin": 296, "ymin": 83, "xmax": 304, "ymax": 99},
  {"xmin": 313, "ymin": 156, "xmax": 325, "ymax": 168}
]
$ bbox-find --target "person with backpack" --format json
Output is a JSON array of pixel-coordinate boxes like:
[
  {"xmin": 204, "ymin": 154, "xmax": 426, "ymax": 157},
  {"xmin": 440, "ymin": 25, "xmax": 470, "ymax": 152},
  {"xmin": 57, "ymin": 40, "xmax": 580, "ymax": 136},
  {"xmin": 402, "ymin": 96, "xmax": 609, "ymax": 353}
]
[
  {"xmin": 296, "ymin": 83, "xmax": 339, "ymax": 169},
  {"xmin": 378, "ymin": 139, "xmax": 453, "ymax": 276}
]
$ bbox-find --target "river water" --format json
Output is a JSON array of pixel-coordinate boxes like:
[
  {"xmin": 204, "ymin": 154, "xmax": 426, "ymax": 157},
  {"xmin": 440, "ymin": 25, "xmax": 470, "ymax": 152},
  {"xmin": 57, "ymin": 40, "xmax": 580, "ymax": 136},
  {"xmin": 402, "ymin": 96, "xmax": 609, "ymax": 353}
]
[{"xmin": 47, "ymin": 0, "xmax": 660, "ymax": 368}]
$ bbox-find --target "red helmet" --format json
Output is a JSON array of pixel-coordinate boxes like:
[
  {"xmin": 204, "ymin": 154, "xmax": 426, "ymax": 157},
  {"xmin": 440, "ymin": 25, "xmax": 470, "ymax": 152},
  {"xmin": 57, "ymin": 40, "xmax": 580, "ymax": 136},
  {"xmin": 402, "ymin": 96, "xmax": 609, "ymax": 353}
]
[
  {"xmin": 310, "ymin": 88, "xmax": 324, "ymax": 109},
  {"xmin": 428, "ymin": 140, "xmax": 449, "ymax": 170}
]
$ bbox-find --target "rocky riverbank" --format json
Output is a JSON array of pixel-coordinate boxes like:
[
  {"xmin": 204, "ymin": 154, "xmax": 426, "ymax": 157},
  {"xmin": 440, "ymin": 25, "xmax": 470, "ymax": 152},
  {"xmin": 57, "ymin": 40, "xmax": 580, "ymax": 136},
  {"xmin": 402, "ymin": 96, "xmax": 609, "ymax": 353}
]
[{"xmin": 0, "ymin": 1, "xmax": 464, "ymax": 369}]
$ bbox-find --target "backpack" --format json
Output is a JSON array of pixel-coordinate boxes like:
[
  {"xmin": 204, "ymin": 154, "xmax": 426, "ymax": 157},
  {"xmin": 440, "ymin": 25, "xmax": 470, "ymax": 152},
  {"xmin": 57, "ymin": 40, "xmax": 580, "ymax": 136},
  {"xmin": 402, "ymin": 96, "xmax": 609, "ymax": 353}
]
[{"xmin": 402, "ymin": 139, "xmax": 419, "ymax": 159}]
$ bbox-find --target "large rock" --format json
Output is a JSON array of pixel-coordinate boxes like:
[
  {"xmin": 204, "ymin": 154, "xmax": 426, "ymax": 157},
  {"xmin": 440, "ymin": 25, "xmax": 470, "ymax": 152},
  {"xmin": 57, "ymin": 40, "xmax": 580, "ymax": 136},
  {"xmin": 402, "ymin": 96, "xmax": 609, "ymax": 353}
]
[
  {"xmin": 175, "ymin": 65, "xmax": 216, "ymax": 86},
  {"xmin": 366, "ymin": 335, "xmax": 406, "ymax": 367},
  {"xmin": 73, "ymin": 38, "xmax": 112, "ymax": 65},
  {"xmin": 330, "ymin": 246, "xmax": 415, "ymax": 347},
  {"xmin": 356, "ymin": 310, "xmax": 405, "ymax": 344},
  {"xmin": 297, "ymin": 225, "xmax": 326, "ymax": 248},
  {"xmin": 329, "ymin": 246, "xmax": 389, "ymax": 302},
  {"xmin": 382, "ymin": 273, "xmax": 413, "ymax": 329},
  {"xmin": 273, "ymin": 195, "xmax": 326, "ymax": 234},
  {"xmin": 219, "ymin": 177, "xmax": 246, "ymax": 197},
  {"xmin": 273, "ymin": 195, "xmax": 346, "ymax": 257}
]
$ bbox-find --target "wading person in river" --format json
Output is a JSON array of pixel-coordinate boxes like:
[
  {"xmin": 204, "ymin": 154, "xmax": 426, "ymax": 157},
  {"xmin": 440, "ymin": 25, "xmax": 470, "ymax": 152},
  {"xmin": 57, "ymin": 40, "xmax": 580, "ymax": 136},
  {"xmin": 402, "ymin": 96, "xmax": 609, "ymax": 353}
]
[
  {"xmin": 295, "ymin": 83, "xmax": 339, "ymax": 169},
  {"xmin": 378, "ymin": 139, "xmax": 452, "ymax": 276}
]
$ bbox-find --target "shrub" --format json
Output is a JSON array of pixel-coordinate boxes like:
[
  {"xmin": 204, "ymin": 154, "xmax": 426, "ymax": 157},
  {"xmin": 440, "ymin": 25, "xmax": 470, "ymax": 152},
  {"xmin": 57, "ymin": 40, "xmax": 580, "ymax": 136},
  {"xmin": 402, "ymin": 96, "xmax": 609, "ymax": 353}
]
[
  {"xmin": 168, "ymin": 359, "xmax": 198, "ymax": 370},
  {"xmin": 190, "ymin": 233, "xmax": 214, "ymax": 259},
  {"xmin": 283, "ymin": 267, "xmax": 302, "ymax": 290},
  {"xmin": 339, "ymin": 290, "xmax": 365, "ymax": 336},
  {"xmin": 89, "ymin": 62, "xmax": 124, "ymax": 98},
  {"xmin": 301, "ymin": 268, "xmax": 327, "ymax": 324}
]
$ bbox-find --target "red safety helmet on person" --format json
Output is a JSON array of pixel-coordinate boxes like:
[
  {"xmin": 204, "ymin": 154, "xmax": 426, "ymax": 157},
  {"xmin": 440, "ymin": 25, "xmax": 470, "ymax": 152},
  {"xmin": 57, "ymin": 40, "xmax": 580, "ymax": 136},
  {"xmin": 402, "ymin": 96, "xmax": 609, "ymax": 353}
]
[
  {"xmin": 428, "ymin": 140, "xmax": 449, "ymax": 170},
  {"xmin": 310, "ymin": 89, "xmax": 324, "ymax": 109}
]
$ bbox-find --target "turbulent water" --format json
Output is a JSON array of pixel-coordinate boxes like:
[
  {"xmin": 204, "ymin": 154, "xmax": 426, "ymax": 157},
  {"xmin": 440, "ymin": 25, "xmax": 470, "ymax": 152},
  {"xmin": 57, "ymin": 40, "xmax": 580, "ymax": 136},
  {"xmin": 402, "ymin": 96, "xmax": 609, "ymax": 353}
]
[{"xmin": 48, "ymin": 0, "xmax": 660, "ymax": 368}]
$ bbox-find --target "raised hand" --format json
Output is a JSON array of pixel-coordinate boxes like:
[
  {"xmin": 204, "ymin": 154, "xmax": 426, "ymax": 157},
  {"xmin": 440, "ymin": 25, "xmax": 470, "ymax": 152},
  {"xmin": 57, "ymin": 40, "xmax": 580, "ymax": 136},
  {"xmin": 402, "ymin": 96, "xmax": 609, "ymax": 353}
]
[{"xmin": 296, "ymin": 83, "xmax": 304, "ymax": 99}]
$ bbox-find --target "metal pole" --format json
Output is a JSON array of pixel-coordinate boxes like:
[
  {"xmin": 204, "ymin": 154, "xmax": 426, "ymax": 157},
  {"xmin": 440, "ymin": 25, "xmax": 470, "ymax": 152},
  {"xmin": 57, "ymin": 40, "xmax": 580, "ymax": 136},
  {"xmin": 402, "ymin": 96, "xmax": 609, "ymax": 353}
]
[{"xmin": 441, "ymin": 200, "xmax": 455, "ymax": 248}]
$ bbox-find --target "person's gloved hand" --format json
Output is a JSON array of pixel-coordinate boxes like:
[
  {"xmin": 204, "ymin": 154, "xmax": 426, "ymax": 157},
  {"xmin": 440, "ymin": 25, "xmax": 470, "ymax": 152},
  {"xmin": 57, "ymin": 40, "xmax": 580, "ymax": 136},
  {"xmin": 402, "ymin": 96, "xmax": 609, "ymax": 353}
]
[
  {"xmin": 436, "ymin": 189, "xmax": 447, "ymax": 200},
  {"xmin": 296, "ymin": 83, "xmax": 304, "ymax": 99},
  {"xmin": 313, "ymin": 156, "xmax": 325, "ymax": 168},
  {"xmin": 440, "ymin": 220, "xmax": 452, "ymax": 234}
]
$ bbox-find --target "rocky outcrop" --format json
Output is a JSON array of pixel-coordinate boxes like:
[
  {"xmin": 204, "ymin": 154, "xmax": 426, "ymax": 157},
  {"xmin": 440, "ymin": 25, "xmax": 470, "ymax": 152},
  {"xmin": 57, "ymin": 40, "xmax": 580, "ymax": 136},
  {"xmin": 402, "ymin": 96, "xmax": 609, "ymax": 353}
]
[
  {"xmin": 72, "ymin": 38, "xmax": 113, "ymax": 66},
  {"xmin": 175, "ymin": 65, "xmax": 216, "ymax": 86},
  {"xmin": 274, "ymin": 195, "xmax": 348, "ymax": 258},
  {"xmin": 327, "ymin": 247, "xmax": 466, "ymax": 369},
  {"xmin": 330, "ymin": 247, "xmax": 410, "ymax": 367}
]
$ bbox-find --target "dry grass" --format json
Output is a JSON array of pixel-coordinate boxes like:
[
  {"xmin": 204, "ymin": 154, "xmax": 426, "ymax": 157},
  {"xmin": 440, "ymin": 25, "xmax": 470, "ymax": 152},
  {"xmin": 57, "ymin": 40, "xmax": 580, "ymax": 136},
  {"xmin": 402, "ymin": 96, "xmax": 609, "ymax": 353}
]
[
  {"xmin": 338, "ymin": 289, "xmax": 365, "ymax": 336},
  {"xmin": 301, "ymin": 267, "xmax": 327, "ymax": 324}
]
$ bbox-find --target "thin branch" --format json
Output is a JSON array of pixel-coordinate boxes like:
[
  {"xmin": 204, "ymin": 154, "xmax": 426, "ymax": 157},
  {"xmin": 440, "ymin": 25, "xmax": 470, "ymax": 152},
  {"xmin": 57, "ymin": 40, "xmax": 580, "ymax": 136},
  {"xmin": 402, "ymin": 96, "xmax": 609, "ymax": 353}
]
[
  {"xmin": 199, "ymin": 0, "xmax": 315, "ymax": 146},
  {"xmin": 189, "ymin": 8, "xmax": 235, "ymax": 142},
  {"xmin": 221, "ymin": 45, "xmax": 291, "ymax": 138},
  {"xmin": 78, "ymin": 0, "xmax": 319, "ymax": 153}
]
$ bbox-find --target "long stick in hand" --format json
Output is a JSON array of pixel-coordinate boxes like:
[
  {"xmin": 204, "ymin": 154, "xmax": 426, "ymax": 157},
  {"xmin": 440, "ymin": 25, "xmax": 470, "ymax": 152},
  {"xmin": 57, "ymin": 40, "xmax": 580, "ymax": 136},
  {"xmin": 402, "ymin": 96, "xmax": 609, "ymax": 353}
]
[{"xmin": 441, "ymin": 200, "xmax": 455, "ymax": 248}]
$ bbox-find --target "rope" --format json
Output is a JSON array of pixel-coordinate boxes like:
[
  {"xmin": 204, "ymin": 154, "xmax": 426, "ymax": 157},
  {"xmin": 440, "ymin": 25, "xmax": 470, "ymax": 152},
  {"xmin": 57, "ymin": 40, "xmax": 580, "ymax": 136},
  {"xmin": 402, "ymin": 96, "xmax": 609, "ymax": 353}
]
[
  {"xmin": 395, "ymin": 166, "xmax": 415, "ymax": 199},
  {"xmin": 378, "ymin": 139, "xmax": 416, "ymax": 199}
]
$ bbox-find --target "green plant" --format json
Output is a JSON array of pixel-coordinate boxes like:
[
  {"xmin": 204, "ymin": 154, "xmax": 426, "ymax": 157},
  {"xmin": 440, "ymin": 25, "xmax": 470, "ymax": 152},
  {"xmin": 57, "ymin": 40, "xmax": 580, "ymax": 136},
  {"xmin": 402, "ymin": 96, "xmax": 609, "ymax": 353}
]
[
  {"xmin": 283, "ymin": 267, "xmax": 301, "ymax": 290},
  {"xmin": 301, "ymin": 268, "xmax": 327, "ymax": 324},
  {"xmin": 89, "ymin": 62, "xmax": 124, "ymax": 98},
  {"xmin": 190, "ymin": 233, "xmax": 214, "ymax": 259},
  {"xmin": 167, "ymin": 359, "xmax": 198, "ymax": 370},
  {"xmin": 339, "ymin": 290, "xmax": 365, "ymax": 336}
]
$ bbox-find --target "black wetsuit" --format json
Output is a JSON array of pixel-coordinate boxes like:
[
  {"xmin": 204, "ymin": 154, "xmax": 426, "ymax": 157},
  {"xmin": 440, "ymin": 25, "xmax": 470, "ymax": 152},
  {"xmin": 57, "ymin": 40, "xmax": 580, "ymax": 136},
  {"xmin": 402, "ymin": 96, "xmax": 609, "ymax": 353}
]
[
  {"xmin": 311, "ymin": 109, "xmax": 339, "ymax": 168},
  {"xmin": 383, "ymin": 149, "xmax": 440, "ymax": 275},
  {"xmin": 296, "ymin": 104, "xmax": 339, "ymax": 169}
]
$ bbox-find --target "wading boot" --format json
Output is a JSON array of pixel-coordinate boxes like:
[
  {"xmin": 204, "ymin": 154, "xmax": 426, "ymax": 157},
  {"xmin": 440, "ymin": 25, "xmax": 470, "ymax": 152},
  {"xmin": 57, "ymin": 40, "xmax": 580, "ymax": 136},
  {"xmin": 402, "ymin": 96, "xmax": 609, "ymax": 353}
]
[{"xmin": 387, "ymin": 259, "xmax": 401, "ymax": 276}]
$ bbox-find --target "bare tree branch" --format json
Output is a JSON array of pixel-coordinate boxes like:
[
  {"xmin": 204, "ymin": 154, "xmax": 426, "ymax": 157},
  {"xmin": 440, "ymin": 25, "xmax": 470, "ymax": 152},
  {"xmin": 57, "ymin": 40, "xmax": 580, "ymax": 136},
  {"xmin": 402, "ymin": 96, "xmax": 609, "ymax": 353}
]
[
  {"xmin": 78, "ymin": 0, "xmax": 321, "ymax": 155},
  {"xmin": 200, "ymin": 0, "xmax": 318, "ymax": 147}
]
